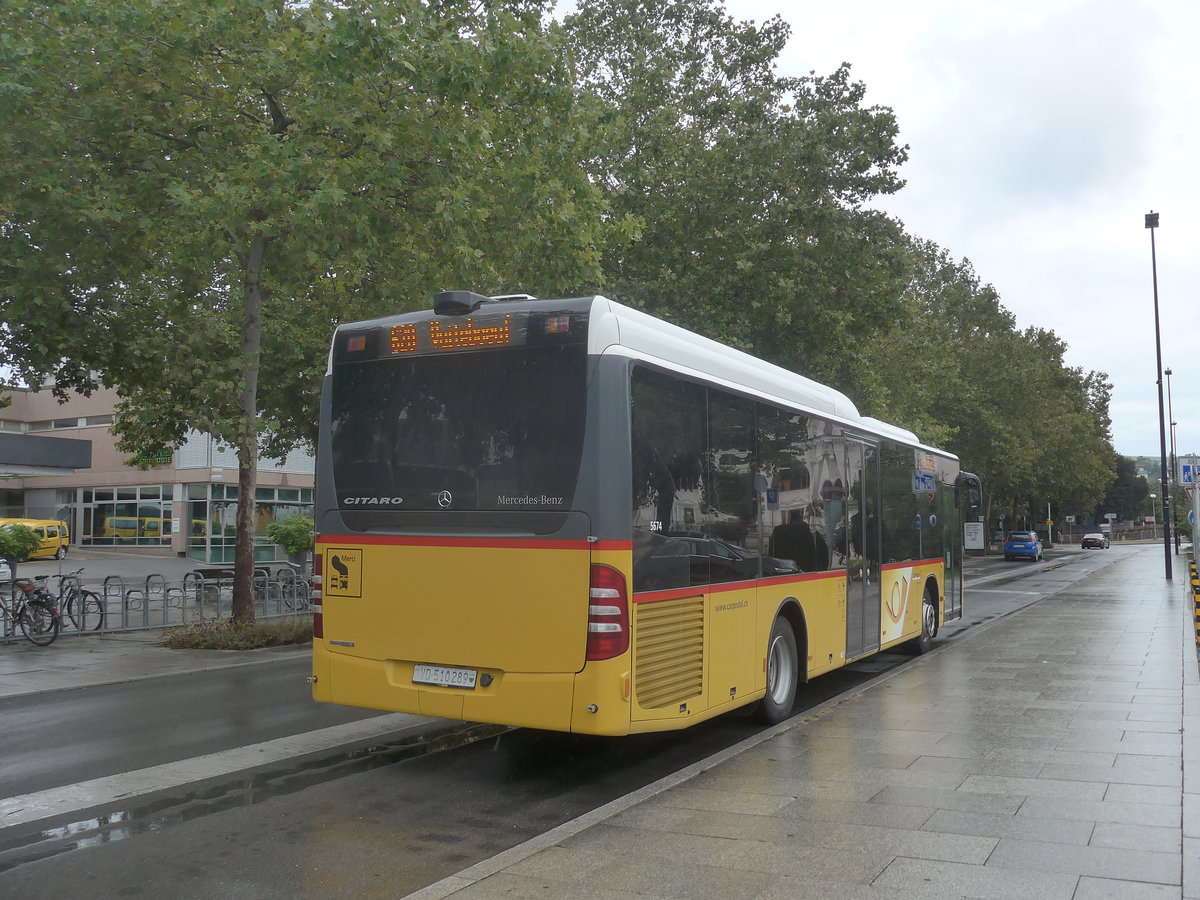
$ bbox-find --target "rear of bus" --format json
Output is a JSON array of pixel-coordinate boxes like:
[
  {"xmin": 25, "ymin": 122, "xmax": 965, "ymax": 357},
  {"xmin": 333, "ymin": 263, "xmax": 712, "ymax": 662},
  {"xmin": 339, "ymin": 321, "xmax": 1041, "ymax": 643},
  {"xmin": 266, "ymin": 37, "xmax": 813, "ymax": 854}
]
[{"xmin": 311, "ymin": 293, "xmax": 634, "ymax": 734}]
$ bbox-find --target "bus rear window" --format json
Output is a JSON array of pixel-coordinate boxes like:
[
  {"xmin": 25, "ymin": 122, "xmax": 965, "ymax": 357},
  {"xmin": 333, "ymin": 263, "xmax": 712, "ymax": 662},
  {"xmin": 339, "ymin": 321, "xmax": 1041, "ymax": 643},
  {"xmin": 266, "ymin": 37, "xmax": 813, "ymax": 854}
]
[{"xmin": 330, "ymin": 345, "xmax": 586, "ymax": 516}]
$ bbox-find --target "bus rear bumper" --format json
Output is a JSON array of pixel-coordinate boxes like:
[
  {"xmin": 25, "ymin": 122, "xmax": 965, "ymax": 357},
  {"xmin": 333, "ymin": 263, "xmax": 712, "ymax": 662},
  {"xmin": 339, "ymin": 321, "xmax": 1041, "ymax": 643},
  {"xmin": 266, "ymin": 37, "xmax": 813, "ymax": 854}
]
[{"xmin": 312, "ymin": 642, "xmax": 632, "ymax": 734}]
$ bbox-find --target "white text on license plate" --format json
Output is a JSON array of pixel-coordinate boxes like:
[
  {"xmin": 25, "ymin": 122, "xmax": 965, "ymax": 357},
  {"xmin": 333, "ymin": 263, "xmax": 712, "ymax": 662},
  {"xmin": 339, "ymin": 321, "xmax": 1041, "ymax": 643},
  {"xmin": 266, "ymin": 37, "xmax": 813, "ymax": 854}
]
[{"xmin": 413, "ymin": 664, "xmax": 478, "ymax": 689}]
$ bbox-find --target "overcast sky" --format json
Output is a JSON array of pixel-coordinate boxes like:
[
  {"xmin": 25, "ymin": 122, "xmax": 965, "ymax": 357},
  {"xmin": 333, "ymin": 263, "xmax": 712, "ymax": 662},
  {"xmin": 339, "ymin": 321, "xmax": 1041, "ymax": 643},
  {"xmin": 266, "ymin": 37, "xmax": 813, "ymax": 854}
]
[{"xmin": 718, "ymin": 0, "xmax": 1198, "ymax": 464}]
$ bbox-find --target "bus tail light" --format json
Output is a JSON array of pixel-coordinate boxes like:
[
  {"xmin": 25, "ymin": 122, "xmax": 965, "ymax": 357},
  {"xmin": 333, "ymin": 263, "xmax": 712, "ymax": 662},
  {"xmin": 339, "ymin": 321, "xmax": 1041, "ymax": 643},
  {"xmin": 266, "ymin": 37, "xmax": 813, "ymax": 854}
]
[
  {"xmin": 586, "ymin": 565, "xmax": 629, "ymax": 660},
  {"xmin": 312, "ymin": 551, "xmax": 324, "ymax": 639}
]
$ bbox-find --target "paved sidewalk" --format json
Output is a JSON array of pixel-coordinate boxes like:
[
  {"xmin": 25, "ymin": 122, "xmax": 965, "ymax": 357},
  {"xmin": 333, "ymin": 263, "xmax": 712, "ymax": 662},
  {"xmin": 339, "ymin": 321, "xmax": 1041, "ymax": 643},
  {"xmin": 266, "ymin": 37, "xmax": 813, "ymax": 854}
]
[
  {"xmin": 414, "ymin": 548, "xmax": 1199, "ymax": 899},
  {"xmin": 0, "ymin": 627, "xmax": 309, "ymax": 700}
]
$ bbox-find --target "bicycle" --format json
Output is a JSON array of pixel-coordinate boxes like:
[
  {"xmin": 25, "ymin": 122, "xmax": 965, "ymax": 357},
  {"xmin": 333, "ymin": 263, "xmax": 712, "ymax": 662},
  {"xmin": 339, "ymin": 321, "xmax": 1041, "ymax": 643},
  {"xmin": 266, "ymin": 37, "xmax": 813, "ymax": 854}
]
[
  {"xmin": 2, "ymin": 577, "xmax": 61, "ymax": 646},
  {"xmin": 54, "ymin": 568, "xmax": 105, "ymax": 631},
  {"xmin": 276, "ymin": 564, "xmax": 312, "ymax": 612}
]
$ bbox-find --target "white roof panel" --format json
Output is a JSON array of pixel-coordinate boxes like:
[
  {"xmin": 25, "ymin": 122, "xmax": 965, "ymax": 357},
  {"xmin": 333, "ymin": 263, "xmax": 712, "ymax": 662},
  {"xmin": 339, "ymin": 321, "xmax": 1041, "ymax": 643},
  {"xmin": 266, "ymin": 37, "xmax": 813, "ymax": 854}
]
[{"xmin": 587, "ymin": 295, "xmax": 862, "ymax": 423}]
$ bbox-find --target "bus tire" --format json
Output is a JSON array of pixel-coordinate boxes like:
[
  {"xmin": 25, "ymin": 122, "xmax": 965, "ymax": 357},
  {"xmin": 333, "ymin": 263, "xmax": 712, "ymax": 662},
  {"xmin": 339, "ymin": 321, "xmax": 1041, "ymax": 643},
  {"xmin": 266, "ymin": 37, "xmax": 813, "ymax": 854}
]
[
  {"xmin": 757, "ymin": 617, "xmax": 799, "ymax": 724},
  {"xmin": 908, "ymin": 583, "xmax": 939, "ymax": 655}
]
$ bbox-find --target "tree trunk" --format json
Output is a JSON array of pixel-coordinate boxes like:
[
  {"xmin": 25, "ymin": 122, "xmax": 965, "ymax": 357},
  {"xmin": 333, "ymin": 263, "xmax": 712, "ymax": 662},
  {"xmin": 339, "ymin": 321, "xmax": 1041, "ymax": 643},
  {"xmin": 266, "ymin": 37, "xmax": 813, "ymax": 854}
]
[
  {"xmin": 231, "ymin": 231, "xmax": 267, "ymax": 625},
  {"xmin": 232, "ymin": 457, "xmax": 257, "ymax": 623}
]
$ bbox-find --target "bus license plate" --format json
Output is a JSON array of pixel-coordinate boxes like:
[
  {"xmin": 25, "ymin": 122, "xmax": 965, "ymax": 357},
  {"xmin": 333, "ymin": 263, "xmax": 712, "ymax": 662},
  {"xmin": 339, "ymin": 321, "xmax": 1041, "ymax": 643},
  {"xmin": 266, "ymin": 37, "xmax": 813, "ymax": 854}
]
[{"xmin": 413, "ymin": 664, "xmax": 478, "ymax": 690}]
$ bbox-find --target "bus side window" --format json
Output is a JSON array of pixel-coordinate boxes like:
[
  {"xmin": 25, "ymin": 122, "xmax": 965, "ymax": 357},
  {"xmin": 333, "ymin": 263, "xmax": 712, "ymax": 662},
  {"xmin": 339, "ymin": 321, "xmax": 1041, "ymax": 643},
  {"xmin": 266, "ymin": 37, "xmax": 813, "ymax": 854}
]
[
  {"xmin": 705, "ymin": 390, "xmax": 756, "ymax": 582},
  {"xmin": 757, "ymin": 406, "xmax": 839, "ymax": 573},
  {"xmin": 631, "ymin": 366, "xmax": 708, "ymax": 592}
]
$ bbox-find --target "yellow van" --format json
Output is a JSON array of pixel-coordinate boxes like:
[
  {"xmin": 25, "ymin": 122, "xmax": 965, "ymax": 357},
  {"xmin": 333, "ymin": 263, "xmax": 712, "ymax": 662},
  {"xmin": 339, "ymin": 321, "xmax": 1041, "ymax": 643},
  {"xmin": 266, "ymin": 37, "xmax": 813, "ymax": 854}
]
[
  {"xmin": 99, "ymin": 517, "xmax": 139, "ymax": 541},
  {"xmin": 0, "ymin": 518, "xmax": 71, "ymax": 560}
]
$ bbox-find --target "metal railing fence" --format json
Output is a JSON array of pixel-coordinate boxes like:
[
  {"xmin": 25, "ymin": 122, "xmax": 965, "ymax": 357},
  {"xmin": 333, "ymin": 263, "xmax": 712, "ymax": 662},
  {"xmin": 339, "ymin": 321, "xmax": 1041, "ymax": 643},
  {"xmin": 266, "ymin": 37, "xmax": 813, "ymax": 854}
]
[{"xmin": 2, "ymin": 566, "xmax": 311, "ymax": 641}]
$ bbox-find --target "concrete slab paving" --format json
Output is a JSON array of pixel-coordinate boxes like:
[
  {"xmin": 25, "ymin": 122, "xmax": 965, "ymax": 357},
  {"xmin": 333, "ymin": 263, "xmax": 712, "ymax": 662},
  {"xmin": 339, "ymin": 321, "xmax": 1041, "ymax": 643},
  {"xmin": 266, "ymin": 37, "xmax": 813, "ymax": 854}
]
[{"xmin": 409, "ymin": 547, "xmax": 1198, "ymax": 900}]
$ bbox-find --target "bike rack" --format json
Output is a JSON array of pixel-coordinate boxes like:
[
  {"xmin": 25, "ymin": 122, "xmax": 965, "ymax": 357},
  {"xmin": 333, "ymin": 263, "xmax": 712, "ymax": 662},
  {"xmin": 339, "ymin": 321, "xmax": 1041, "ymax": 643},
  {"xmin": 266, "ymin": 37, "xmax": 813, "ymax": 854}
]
[{"xmin": 4, "ymin": 568, "xmax": 314, "ymax": 640}]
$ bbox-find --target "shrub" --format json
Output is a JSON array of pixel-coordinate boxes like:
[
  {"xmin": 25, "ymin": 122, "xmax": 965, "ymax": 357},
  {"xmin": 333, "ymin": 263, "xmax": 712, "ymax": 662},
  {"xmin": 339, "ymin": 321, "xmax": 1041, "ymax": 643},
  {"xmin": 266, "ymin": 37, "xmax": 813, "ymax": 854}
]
[
  {"xmin": 161, "ymin": 616, "xmax": 312, "ymax": 650},
  {"xmin": 0, "ymin": 524, "xmax": 41, "ymax": 562},
  {"xmin": 265, "ymin": 515, "xmax": 315, "ymax": 556}
]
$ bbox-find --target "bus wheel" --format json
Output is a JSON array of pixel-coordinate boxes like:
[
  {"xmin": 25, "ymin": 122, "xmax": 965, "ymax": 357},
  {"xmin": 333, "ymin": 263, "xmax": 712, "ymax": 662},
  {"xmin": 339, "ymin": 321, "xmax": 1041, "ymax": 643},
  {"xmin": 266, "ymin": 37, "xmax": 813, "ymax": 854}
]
[
  {"xmin": 909, "ymin": 584, "xmax": 938, "ymax": 655},
  {"xmin": 757, "ymin": 617, "xmax": 798, "ymax": 724}
]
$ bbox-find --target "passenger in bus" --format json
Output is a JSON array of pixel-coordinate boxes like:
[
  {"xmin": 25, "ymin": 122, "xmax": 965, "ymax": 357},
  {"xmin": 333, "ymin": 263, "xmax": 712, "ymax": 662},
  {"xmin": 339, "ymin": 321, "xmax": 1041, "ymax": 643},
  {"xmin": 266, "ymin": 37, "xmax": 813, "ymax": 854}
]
[{"xmin": 769, "ymin": 520, "xmax": 828, "ymax": 572}]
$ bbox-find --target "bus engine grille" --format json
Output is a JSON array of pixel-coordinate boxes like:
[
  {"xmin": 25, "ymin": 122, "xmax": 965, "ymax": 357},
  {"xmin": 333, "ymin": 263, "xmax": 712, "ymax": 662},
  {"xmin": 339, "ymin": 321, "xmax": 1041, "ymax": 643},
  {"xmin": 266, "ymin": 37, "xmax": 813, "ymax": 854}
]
[{"xmin": 634, "ymin": 596, "xmax": 704, "ymax": 709}]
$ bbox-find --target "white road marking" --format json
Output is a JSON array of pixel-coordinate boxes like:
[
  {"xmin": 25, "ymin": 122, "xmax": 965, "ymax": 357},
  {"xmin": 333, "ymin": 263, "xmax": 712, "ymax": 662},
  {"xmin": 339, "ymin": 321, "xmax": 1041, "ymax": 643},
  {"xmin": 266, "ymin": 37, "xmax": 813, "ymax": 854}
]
[{"xmin": 0, "ymin": 712, "xmax": 429, "ymax": 830}]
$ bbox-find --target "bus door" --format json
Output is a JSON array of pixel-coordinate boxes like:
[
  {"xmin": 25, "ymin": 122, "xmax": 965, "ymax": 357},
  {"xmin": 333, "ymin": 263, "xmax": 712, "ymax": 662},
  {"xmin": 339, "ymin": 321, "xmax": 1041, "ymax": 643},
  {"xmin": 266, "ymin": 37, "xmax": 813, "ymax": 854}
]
[
  {"xmin": 945, "ymin": 471, "xmax": 981, "ymax": 622},
  {"xmin": 943, "ymin": 477, "xmax": 963, "ymax": 622},
  {"xmin": 845, "ymin": 439, "xmax": 881, "ymax": 659}
]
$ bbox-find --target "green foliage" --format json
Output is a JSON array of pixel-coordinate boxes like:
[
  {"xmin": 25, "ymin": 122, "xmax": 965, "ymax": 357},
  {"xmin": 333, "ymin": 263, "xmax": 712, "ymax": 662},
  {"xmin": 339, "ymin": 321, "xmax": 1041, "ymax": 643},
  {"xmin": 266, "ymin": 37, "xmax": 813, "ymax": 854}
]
[
  {"xmin": 265, "ymin": 515, "xmax": 314, "ymax": 556},
  {"xmin": 1099, "ymin": 458, "xmax": 1147, "ymax": 520},
  {"xmin": 861, "ymin": 239, "xmax": 1115, "ymax": 523},
  {"xmin": 0, "ymin": 524, "xmax": 41, "ymax": 562},
  {"xmin": 160, "ymin": 616, "xmax": 312, "ymax": 650},
  {"xmin": 561, "ymin": 0, "xmax": 910, "ymax": 389},
  {"xmin": 1, "ymin": 0, "xmax": 610, "ymax": 620},
  {"xmin": 1, "ymin": 0, "xmax": 609, "ymax": 450}
]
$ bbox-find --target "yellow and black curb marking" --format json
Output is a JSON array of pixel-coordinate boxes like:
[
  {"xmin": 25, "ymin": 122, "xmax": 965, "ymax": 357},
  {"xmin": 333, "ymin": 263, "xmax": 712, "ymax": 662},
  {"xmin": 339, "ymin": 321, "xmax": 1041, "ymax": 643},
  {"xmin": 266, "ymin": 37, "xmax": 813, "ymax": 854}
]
[{"xmin": 1192, "ymin": 561, "xmax": 1200, "ymax": 645}]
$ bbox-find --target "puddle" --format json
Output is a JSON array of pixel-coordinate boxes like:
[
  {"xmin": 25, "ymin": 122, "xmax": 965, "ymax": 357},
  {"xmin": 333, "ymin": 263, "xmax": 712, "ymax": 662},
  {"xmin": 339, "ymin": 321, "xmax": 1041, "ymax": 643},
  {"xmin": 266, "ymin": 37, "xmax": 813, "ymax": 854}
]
[{"xmin": 0, "ymin": 720, "xmax": 507, "ymax": 872}]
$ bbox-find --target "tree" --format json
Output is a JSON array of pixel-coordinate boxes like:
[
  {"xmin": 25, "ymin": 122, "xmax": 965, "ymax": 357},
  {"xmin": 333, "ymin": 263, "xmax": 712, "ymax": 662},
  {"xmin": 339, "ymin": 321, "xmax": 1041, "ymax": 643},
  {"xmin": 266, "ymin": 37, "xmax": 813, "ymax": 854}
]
[
  {"xmin": 1, "ymin": 0, "xmax": 611, "ymax": 621},
  {"xmin": 561, "ymin": 0, "xmax": 911, "ymax": 392},
  {"xmin": 1097, "ymin": 455, "xmax": 1149, "ymax": 523},
  {"xmin": 861, "ymin": 239, "xmax": 1115, "ymax": 529}
]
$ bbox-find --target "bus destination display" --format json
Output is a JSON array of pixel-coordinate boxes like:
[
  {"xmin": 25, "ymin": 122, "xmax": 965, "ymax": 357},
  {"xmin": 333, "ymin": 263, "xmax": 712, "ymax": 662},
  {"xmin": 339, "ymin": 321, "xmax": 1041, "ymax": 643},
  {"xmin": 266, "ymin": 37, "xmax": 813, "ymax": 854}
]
[{"xmin": 392, "ymin": 315, "xmax": 513, "ymax": 354}]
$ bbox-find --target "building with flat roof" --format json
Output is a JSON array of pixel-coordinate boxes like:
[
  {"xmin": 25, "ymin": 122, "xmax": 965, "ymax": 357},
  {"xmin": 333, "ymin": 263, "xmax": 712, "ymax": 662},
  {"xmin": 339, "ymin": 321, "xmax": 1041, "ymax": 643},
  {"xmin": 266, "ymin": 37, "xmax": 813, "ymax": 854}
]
[{"xmin": 1, "ymin": 385, "xmax": 313, "ymax": 563}]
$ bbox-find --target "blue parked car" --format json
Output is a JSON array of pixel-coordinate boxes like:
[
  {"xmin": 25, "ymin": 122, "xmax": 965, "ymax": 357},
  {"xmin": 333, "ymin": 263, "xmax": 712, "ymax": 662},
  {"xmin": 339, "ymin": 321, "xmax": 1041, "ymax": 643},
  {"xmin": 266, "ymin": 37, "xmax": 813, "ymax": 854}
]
[{"xmin": 1004, "ymin": 530, "xmax": 1043, "ymax": 561}]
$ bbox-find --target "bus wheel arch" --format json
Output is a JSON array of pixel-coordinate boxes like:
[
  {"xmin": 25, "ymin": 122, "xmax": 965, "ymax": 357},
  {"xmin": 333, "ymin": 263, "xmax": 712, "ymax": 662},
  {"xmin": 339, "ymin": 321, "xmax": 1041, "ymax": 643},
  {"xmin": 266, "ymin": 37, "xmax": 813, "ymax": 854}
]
[
  {"xmin": 908, "ymin": 577, "xmax": 940, "ymax": 655},
  {"xmin": 757, "ymin": 600, "xmax": 806, "ymax": 725}
]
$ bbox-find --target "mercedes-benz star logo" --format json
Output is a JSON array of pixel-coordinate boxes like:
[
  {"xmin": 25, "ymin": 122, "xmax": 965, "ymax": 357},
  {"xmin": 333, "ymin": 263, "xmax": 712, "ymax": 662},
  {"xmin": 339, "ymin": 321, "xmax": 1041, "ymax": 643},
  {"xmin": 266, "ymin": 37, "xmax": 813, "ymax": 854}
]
[{"xmin": 437, "ymin": 490, "xmax": 453, "ymax": 508}]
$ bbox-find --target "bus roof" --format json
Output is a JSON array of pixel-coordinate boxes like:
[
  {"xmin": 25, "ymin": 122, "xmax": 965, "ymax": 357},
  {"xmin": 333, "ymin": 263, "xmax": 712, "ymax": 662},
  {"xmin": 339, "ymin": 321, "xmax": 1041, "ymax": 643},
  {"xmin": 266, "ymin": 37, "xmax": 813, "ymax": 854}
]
[{"xmin": 588, "ymin": 296, "xmax": 859, "ymax": 419}]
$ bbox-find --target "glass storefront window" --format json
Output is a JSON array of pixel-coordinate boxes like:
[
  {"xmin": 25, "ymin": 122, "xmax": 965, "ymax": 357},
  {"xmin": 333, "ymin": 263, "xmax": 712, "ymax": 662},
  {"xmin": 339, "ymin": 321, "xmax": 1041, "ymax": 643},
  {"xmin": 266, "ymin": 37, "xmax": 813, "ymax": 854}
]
[
  {"xmin": 81, "ymin": 486, "xmax": 174, "ymax": 547},
  {"xmin": 184, "ymin": 483, "xmax": 314, "ymax": 563},
  {"xmin": 49, "ymin": 481, "xmax": 312, "ymax": 563}
]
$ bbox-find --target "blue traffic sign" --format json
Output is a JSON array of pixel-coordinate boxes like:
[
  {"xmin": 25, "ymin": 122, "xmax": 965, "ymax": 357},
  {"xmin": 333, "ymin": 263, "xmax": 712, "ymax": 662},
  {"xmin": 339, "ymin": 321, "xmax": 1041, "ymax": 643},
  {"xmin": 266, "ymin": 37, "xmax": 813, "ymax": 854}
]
[
  {"xmin": 912, "ymin": 472, "xmax": 936, "ymax": 494},
  {"xmin": 1183, "ymin": 464, "xmax": 1195, "ymax": 485}
]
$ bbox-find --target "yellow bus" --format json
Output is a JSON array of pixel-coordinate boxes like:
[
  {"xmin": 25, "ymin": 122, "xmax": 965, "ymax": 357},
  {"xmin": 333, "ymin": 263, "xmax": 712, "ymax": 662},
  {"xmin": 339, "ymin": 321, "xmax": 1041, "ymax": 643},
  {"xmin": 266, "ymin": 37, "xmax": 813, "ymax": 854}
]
[{"xmin": 311, "ymin": 292, "xmax": 981, "ymax": 735}]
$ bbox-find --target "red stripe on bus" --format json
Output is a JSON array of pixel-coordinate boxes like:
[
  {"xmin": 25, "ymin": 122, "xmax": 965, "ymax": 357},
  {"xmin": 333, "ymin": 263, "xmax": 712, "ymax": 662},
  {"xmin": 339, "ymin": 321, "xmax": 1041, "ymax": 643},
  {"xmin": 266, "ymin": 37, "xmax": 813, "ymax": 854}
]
[
  {"xmin": 316, "ymin": 534, "xmax": 631, "ymax": 551},
  {"xmin": 633, "ymin": 569, "xmax": 845, "ymax": 603}
]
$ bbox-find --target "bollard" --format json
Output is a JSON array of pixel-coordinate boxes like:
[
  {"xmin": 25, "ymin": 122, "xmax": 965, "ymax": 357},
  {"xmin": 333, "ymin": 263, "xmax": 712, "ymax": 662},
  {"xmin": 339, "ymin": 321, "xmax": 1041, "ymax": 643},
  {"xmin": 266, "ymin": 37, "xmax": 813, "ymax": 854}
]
[{"xmin": 1192, "ymin": 562, "xmax": 1200, "ymax": 646}]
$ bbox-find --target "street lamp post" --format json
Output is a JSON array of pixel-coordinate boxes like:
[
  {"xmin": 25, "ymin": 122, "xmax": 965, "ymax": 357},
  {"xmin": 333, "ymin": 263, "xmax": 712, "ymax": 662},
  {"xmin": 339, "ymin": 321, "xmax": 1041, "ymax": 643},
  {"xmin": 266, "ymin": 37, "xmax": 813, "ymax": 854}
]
[
  {"xmin": 1145, "ymin": 212, "xmax": 1172, "ymax": 579},
  {"xmin": 1149, "ymin": 493, "xmax": 1157, "ymax": 541}
]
